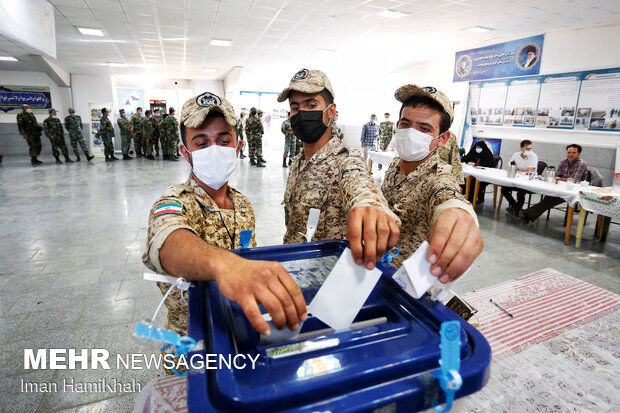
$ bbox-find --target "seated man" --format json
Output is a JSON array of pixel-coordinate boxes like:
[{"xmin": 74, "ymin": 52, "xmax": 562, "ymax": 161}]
[
  {"xmin": 382, "ymin": 84, "xmax": 483, "ymax": 282},
  {"xmin": 501, "ymin": 139, "xmax": 538, "ymax": 215},
  {"xmin": 522, "ymin": 144, "xmax": 587, "ymax": 222},
  {"xmin": 142, "ymin": 93, "xmax": 306, "ymax": 368}
]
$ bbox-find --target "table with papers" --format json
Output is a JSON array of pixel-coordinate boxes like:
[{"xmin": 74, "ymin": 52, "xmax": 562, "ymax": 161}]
[
  {"xmin": 575, "ymin": 187, "xmax": 620, "ymax": 248},
  {"xmin": 367, "ymin": 150, "xmax": 396, "ymax": 171}
]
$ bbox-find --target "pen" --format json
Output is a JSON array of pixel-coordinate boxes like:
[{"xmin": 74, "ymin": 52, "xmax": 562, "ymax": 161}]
[{"xmin": 490, "ymin": 298, "xmax": 513, "ymax": 318}]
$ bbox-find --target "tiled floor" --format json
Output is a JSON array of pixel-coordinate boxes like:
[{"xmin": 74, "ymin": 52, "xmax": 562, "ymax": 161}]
[{"xmin": 0, "ymin": 132, "xmax": 618, "ymax": 412}]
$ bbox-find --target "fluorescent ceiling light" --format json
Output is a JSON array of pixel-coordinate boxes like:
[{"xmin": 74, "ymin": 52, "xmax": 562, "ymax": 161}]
[
  {"xmin": 107, "ymin": 62, "xmax": 128, "ymax": 67},
  {"xmin": 202, "ymin": 68, "xmax": 217, "ymax": 72},
  {"xmin": 0, "ymin": 56, "xmax": 18, "ymax": 61},
  {"xmin": 314, "ymin": 48, "xmax": 335, "ymax": 56},
  {"xmin": 210, "ymin": 39, "xmax": 232, "ymax": 47},
  {"xmin": 163, "ymin": 38, "xmax": 188, "ymax": 41},
  {"xmin": 377, "ymin": 10, "xmax": 407, "ymax": 18},
  {"xmin": 78, "ymin": 27, "xmax": 104, "ymax": 36},
  {"xmin": 465, "ymin": 26, "xmax": 494, "ymax": 33}
]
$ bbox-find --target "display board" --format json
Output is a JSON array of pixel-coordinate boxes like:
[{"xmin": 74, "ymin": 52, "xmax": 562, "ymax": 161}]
[
  {"xmin": 89, "ymin": 102, "xmax": 113, "ymax": 157},
  {"xmin": 0, "ymin": 85, "xmax": 52, "ymax": 114},
  {"xmin": 466, "ymin": 67, "xmax": 620, "ymax": 132}
]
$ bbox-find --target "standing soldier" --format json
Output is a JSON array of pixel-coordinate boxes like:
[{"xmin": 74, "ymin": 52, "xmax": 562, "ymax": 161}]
[
  {"xmin": 64, "ymin": 108, "xmax": 94, "ymax": 162},
  {"xmin": 152, "ymin": 108, "xmax": 162, "ymax": 157},
  {"xmin": 236, "ymin": 112, "xmax": 246, "ymax": 159},
  {"xmin": 118, "ymin": 109, "xmax": 132, "ymax": 160},
  {"xmin": 97, "ymin": 107, "xmax": 117, "ymax": 162},
  {"xmin": 131, "ymin": 107, "xmax": 145, "ymax": 157},
  {"xmin": 437, "ymin": 131, "xmax": 465, "ymax": 185},
  {"xmin": 379, "ymin": 112, "xmax": 395, "ymax": 151},
  {"xmin": 143, "ymin": 110, "xmax": 156, "ymax": 160},
  {"xmin": 162, "ymin": 107, "xmax": 179, "ymax": 161},
  {"xmin": 245, "ymin": 107, "xmax": 265, "ymax": 167},
  {"xmin": 16, "ymin": 104, "xmax": 43, "ymax": 165},
  {"xmin": 257, "ymin": 110, "xmax": 266, "ymax": 164},
  {"xmin": 281, "ymin": 111, "xmax": 295, "ymax": 167},
  {"xmin": 43, "ymin": 108, "xmax": 74, "ymax": 164},
  {"xmin": 330, "ymin": 110, "xmax": 344, "ymax": 143}
]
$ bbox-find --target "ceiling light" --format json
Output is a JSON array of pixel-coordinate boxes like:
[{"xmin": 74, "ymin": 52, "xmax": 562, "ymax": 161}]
[
  {"xmin": 0, "ymin": 56, "xmax": 18, "ymax": 61},
  {"xmin": 107, "ymin": 62, "xmax": 128, "ymax": 67},
  {"xmin": 313, "ymin": 48, "xmax": 335, "ymax": 56},
  {"xmin": 163, "ymin": 38, "xmax": 188, "ymax": 41},
  {"xmin": 377, "ymin": 10, "xmax": 407, "ymax": 18},
  {"xmin": 202, "ymin": 68, "xmax": 217, "ymax": 73},
  {"xmin": 78, "ymin": 27, "xmax": 104, "ymax": 36},
  {"xmin": 210, "ymin": 39, "xmax": 232, "ymax": 47},
  {"xmin": 465, "ymin": 26, "xmax": 494, "ymax": 33}
]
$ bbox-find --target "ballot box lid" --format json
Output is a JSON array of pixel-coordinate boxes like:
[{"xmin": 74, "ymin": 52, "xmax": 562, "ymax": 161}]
[{"xmin": 187, "ymin": 241, "xmax": 491, "ymax": 412}]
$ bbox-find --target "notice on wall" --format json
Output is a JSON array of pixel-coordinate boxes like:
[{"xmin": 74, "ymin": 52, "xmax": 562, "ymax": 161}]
[
  {"xmin": 576, "ymin": 70, "xmax": 620, "ymax": 131},
  {"xmin": 0, "ymin": 85, "xmax": 52, "ymax": 114},
  {"xmin": 503, "ymin": 78, "xmax": 541, "ymax": 127},
  {"xmin": 536, "ymin": 74, "xmax": 581, "ymax": 129},
  {"xmin": 89, "ymin": 102, "xmax": 113, "ymax": 157},
  {"xmin": 468, "ymin": 84, "xmax": 481, "ymax": 125},
  {"xmin": 117, "ymin": 88, "xmax": 144, "ymax": 116},
  {"xmin": 477, "ymin": 81, "xmax": 508, "ymax": 125}
]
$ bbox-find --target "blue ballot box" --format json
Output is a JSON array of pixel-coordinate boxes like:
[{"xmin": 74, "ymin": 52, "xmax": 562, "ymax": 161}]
[{"xmin": 187, "ymin": 240, "xmax": 491, "ymax": 412}]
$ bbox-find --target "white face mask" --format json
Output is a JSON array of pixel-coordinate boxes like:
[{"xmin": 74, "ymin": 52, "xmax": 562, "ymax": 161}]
[
  {"xmin": 475, "ymin": 147, "xmax": 482, "ymax": 153},
  {"xmin": 394, "ymin": 127, "xmax": 436, "ymax": 162},
  {"xmin": 188, "ymin": 144, "xmax": 238, "ymax": 190},
  {"xmin": 26, "ymin": 108, "xmax": 32, "ymax": 113},
  {"xmin": 523, "ymin": 150, "xmax": 532, "ymax": 157}
]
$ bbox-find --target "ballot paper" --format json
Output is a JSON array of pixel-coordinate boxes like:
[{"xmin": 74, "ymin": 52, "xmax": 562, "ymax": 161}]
[
  {"xmin": 260, "ymin": 313, "xmax": 304, "ymax": 345},
  {"xmin": 400, "ymin": 241, "xmax": 437, "ymax": 299},
  {"xmin": 308, "ymin": 248, "xmax": 382, "ymax": 330}
]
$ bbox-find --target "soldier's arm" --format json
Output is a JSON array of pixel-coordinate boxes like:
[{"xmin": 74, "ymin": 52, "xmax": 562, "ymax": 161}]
[
  {"xmin": 17, "ymin": 116, "xmax": 27, "ymax": 137},
  {"xmin": 340, "ymin": 155, "xmax": 401, "ymax": 269}
]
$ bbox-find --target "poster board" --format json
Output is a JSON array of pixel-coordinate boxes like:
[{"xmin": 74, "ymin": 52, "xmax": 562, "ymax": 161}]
[{"xmin": 0, "ymin": 85, "xmax": 52, "ymax": 114}]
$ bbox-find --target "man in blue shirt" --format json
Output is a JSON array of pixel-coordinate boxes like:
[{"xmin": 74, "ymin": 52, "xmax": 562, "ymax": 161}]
[{"xmin": 360, "ymin": 114, "xmax": 379, "ymax": 165}]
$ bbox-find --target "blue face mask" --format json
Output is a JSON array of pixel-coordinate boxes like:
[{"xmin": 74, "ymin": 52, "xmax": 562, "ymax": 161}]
[{"xmin": 71, "ymin": 113, "xmax": 76, "ymax": 117}]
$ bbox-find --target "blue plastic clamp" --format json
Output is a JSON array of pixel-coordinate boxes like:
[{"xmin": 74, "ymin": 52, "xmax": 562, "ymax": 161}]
[
  {"xmin": 240, "ymin": 230, "xmax": 253, "ymax": 249},
  {"xmin": 380, "ymin": 247, "xmax": 399, "ymax": 264},
  {"xmin": 134, "ymin": 322, "xmax": 197, "ymax": 376},
  {"xmin": 433, "ymin": 321, "xmax": 463, "ymax": 412}
]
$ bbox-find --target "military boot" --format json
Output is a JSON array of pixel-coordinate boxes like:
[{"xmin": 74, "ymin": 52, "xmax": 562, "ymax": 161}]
[
  {"xmin": 55, "ymin": 155, "xmax": 63, "ymax": 164},
  {"xmin": 76, "ymin": 156, "xmax": 81, "ymax": 162},
  {"xmin": 288, "ymin": 158, "xmax": 293, "ymax": 166},
  {"xmin": 123, "ymin": 154, "xmax": 132, "ymax": 160},
  {"xmin": 258, "ymin": 157, "xmax": 266, "ymax": 164},
  {"xmin": 31, "ymin": 157, "xmax": 42, "ymax": 165},
  {"xmin": 146, "ymin": 155, "xmax": 155, "ymax": 160},
  {"xmin": 250, "ymin": 158, "xmax": 257, "ymax": 165},
  {"xmin": 282, "ymin": 158, "xmax": 287, "ymax": 168},
  {"xmin": 64, "ymin": 155, "xmax": 74, "ymax": 163},
  {"xmin": 111, "ymin": 155, "xmax": 119, "ymax": 160},
  {"xmin": 86, "ymin": 154, "xmax": 95, "ymax": 161}
]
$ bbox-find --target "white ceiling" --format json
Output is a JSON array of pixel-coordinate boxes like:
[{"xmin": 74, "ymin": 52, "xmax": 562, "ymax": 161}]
[{"xmin": 0, "ymin": 0, "xmax": 619, "ymax": 84}]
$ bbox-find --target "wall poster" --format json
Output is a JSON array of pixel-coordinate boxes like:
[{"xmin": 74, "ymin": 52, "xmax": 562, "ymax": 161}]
[{"xmin": 89, "ymin": 102, "xmax": 113, "ymax": 157}]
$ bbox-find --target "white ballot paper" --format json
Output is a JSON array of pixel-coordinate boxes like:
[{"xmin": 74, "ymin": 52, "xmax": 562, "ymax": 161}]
[
  {"xmin": 398, "ymin": 241, "xmax": 437, "ymax": 299},
  {"xmin": 308, "ymin": 247, "xmax": 382, "ymax": 330}
]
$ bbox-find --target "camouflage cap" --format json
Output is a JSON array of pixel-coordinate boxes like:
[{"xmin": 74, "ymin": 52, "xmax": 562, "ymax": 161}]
[
  {"xmin": 250, "ymin": 107, "xmax": 257, "ymax": 115},
  {"xmin": 394, "ymin": 84, "xmax": 454, "ymax": 124},
  {"xmin": 180, "ymin": 91, "xmax": 237, "ymax": 129},
  {"xmin": 257, "ymin": 109, "xmax": 263, "ymax": 115},
  {"xmin": 48, "ymin": 108, "xmax": 56, "ymax": 113},
  {"xmin": 277, "ymin": 68, "xmax": 335, "ymax": 102},
  {"xmin": 68, "ymin": 108, "xmax": 75, "ymax": 113}
]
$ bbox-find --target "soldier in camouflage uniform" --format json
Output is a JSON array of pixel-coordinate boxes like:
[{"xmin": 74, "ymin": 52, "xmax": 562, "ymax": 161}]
[
  {"xmin": 152, "ymin": 108, "xmax": 162, "ymax": 157},
  {"xmin": 379, "ymin": 113, "xmax": 395, "ymax": 151},
  {"xmin": 281, "ymin": 111, "xmax": 295, "ymax": 167},
  {"xmin": 118, "ymin": 109, "xmax": 132, "ymax": 160},
  {"xmin": 97, "ymin": 107, "xmax": 117, "ymax": 161},
  {"xmin": 131, "ymin": 107, "xmax": 145, "ymax": 157},
  {"xmin": 43, "ymin": 108, "xmax": 74, "ymax": 164},
  {"xmin": 437, "ymin": 131, "xmax": 465, "ymax": 185},
  {"xmin": 64, "ymin": 108, "xmax": 94, "ymax": 161},
  {"xmin": 278, "ymin": 68, "xmax": 401, "ymax": 269},
  {"xmin": 162, "ymin": 107, "xmax": 179, "ymax": 161},
  {"xmin": 245, "ymin": 107, "xmax": 265, "ymax": 167},
  {"xmin": 143, "ymin": 110, "xmax": 156, "ymax": 160},
  {"xmin": 142, "ymin": 92, "xmax": 306, "ymax": 374},
  {"xmin": 16, "ymin": 104, "xmax": 43, "ymax": 165},
  {"xmin": 236, "ymin": 112, "xmax": 246, "ymax": 159},
  {"xmin": 381, "ymin": 84, "xmax": 482, "ymax": 281}
]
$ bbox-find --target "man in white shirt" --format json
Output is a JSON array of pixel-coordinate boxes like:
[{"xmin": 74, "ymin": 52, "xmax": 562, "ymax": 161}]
[{"xmin": 501, "ymin": 139, "xmax": 538, "ymax": 215}]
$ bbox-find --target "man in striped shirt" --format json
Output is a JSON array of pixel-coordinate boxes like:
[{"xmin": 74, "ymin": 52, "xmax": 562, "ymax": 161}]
[{"xmin": 360, "ymin": 114, "xmax": 379, "ymax": 164}]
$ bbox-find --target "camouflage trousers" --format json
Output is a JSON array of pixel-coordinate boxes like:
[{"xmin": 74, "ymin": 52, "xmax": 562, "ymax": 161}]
[
  {"xmin": 379, "ymin": 136, "xmax": 392, "ymax": 151},
  {"xmin": 248, "ymin": 133, "xmax": 262, "ymax": 160},
  {"xmin": 69, "ymin": 133, "xmax": 89, "ymax": 157},
  {"xmin": 283, "ymin": 138, "xmax": 295, "ymax": 158},
  {"xmin": 295, "ymin": 137, "xmax": 302, "ymax": 155},
  {"xmin": 24, "ymin": 133, "xmax": 42, "ymax": 157},
  {"xmin": 101, "ymin": 135, "xmax": 114, "ymax": 156},
  {"xmin": 48, "ymin": 135, "xmax": 69, "ymax": 158},
  {"xmin": 121, "ymin": 133, "xmax": 132, "ymax": 155},
  {"xmin": 164, "ymin": 135, "xmax": 179, "ymax": 157},
  {"xmin": 133, "ymin": 133, "xmax": 144, "ymax": 154},
  {"xmin": 144, "ymin": 136, "xmax": 156, "ymax": 156}
]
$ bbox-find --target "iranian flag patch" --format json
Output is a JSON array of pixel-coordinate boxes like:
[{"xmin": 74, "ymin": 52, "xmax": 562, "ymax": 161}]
[{"xmin": 153, "ymin": 202, "xmax": 182, "ymax": 217}]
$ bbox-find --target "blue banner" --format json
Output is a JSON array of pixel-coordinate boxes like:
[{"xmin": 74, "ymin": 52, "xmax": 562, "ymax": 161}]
[
  {"xmin": 0, "ymin": 85, "xmax": 52, "ymax": 114},
  {"xmin": 454, "ymin": 35, "xmax": 544, "ymax": 82}
]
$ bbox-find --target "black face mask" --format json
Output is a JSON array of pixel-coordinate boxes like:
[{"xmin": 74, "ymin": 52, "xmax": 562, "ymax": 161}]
[{"xmin": 290, "ymin": 110, "xmax": 329, "ymax": 144}]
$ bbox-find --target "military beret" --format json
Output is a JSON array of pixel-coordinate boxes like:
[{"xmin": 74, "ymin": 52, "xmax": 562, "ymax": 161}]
[
  {"xmin": 278, "ymin": 68, "xmax": 335, "ymax": 103},
  {"xmin": 180, "ymin": 91, "xmax": 237, "ymax": 129}
]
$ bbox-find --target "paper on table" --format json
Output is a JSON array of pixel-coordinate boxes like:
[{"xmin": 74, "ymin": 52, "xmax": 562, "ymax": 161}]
[
  {"xmin": 402, "ymin": 241, "xmax": 437, "ymax": 299},
  {"xmin": 308, "ymin": 247, "xmax": 382, "ymax": 331}
]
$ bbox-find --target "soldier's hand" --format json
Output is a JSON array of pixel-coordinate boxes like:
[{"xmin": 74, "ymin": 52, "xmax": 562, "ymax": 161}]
[
  {"xmin": 348, "ymin": 207, "xmax": 400, "ymax": 270},
  {"xmin": 23, "ymin": 134, "xmax": 29, "ymax": 141},
  {"xmin": 427, "ymin": 208, "xmax": 483, "ymax": 283},
  {"xmin": 215, "ymin": 258, "xmax": 307, "ymax": 335}
]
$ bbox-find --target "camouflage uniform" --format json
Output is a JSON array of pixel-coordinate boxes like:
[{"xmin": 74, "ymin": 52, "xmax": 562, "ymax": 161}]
[
  {"xmin": 64, "ymin": 114, "xmax": 89, "ymax": 158},
  {"xmin": 142, "ymin": 175, "xmax": 256, "ymax": 373},
  {"xmin": 143, "ymin": 116, "xmax": 155, "ymax": 156},
  {"xmin": 153, "ymin": 115, "xmax": 163, "ymax": 155},
  {"xmin": 162, "ymin": 115, "xmax": 179, "ymax": 157},
  {"xmin": 236, "ymin": 116, "xmax": 246, "ymax": 154},
  {"xmin": 98, "ymin": 116, "xmax": 115, "ymax": 157},
  {"xmin": 131, "ymin": 113, "xmax": 144, "ymax": 155},
  {"xmin": 283, "ymin": 137, "xmax": 399, "ymax": 244},
  {"xmin": 381, "ymin": 153, "xmax": 474, "ymax": 268},
  {"xmin": 281, "ymin": 119, "xmax": 296, "ymax": 160},
  {"xmin": 245, "ymin": 113, "xmax": 263, "ymax": 160},
  {"xmin": 379, "ymin": 120, "xmax": 395, "ymax": 150},
  {"xmin": 437, "ymin": 131, "xmax": 465, "ymax": 185},
  {"xmin": 16, "ymin": 111, "xmax": 42, "ymax": 157},
  {"xmin": 331, "ymin": 121, "xmax": 344, "ymax": 141},
  {"xmin": 117, "ymin": 115, "xmax": 132, "ymax": 156},
  {"xmin": 43, "ymin": 116, "xmax": 70, "ymax": 158},
  {"xmin": 294, "ymin": 137, "xmax": 302, "ymax": 155}
]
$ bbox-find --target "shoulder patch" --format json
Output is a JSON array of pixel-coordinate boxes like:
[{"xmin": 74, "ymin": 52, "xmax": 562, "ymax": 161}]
[
  {"xmin": 153, "ymin": 202, "xmax": 182, "ymax": 217},
  {"xmin": 433, "ymin": 188, "xmax": 457, "ymax": 199},
  {"xmin": 342, "ymin": 168, "xmax": 361, "ymax": 178}
]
